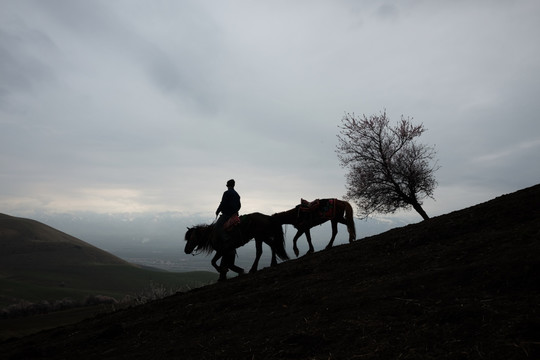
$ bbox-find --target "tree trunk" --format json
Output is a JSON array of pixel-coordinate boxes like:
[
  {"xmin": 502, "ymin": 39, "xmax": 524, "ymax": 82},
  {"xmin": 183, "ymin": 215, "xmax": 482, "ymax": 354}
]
[{"xmin": 411, "ymin": 200, "xmax": 430, "ymax": 221}]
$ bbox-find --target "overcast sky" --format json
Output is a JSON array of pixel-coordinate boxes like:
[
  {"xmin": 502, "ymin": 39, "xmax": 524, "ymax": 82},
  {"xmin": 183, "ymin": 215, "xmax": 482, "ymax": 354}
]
[{"xmin": 1, "ymin": 0, "xmax": 539, "ymax": 223}]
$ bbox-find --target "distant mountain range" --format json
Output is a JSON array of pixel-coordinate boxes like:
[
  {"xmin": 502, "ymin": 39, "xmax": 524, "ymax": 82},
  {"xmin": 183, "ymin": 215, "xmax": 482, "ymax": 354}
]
[{"xmin": 21, "ymin": 211, "xmax": 209, "ymax": 252}]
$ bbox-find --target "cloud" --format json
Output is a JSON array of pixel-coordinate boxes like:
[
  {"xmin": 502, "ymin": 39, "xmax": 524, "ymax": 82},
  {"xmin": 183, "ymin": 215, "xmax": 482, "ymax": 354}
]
[
  {"xmin": 472, "ymin": 138, "xmax": 540, "ymax": 164},
  {"xmin": 0, "ymin": 0, "xmax": 539, "ymax": 221}
]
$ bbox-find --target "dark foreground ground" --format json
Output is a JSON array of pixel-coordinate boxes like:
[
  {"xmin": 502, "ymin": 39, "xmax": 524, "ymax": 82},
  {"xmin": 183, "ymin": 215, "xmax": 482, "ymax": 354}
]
[{"xmin": 1, "ymin": 184, "xmax": 539, "ymax": 359}]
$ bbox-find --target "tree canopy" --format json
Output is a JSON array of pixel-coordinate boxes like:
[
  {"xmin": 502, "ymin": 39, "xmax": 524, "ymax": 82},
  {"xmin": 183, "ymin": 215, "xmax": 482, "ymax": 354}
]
[{"xmin": 336, "ymin": 111, "xmax": 439, "ymax": 220}]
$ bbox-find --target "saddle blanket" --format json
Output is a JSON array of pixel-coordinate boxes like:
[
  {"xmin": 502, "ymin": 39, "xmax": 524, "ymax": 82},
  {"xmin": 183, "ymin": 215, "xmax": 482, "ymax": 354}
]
[
  {"xmin": 300, "ymin": 198, "xmax": 336, "ymax": 220},
  {"xmin": 223, "ymin": 214, "xmax": 241, "ymax": 231}
]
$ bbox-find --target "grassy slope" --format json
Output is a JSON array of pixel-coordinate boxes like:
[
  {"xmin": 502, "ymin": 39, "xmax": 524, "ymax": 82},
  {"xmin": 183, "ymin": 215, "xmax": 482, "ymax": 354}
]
[{"xmin": 1, "ymin": 305, "xmax": 116, "ymax": 340}]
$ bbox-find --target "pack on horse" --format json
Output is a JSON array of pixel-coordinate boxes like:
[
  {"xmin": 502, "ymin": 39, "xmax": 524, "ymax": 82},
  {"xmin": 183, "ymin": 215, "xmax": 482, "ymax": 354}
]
[
  {"xmin": 184, "ymin": 212, "xmax": 289, "ymax": 281},
  {"xmin": 272, "ymin": 198, "xmax": 356, "ymax": 257}
]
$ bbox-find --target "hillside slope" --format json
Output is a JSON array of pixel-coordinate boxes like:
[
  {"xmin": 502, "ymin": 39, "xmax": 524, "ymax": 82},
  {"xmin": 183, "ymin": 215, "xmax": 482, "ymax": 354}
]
[
  {"xmin": 1, "ymin": 184, "xmax": 539, "ymax": 359},
  {"xmin": 0, "ymin": 213, "xmax": 132, "ymax": 268},
  {"xmin": 0, "ymin": 214, "xmax": 217, "ymax": 308}
]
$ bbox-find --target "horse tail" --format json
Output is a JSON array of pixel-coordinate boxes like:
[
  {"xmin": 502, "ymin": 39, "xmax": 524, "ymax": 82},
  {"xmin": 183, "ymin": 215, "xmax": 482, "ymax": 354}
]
[
  {"xmin": 344, "ymin": 201, "xmax": 356, "ymax": 241},
  {"xmin": 271, "ymin": 221, "xmax": 289, "ymax": 261}
]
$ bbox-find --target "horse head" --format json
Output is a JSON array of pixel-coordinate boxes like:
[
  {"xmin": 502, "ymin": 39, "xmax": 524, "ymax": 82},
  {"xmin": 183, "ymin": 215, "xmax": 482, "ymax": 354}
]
[
  {"xmin": 184, "ymin": 227, "xmax": 199, "ymax": 254},
  {"xmin": 184, "ymin": 224, "xmax": 214, "ymax": 255}
]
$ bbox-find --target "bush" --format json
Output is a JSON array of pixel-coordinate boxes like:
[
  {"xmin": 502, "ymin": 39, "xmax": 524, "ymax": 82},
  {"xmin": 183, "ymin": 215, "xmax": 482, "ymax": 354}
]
[{"xmin": 124, "ymin": 282, "xmax": 180, "ymax": 306}]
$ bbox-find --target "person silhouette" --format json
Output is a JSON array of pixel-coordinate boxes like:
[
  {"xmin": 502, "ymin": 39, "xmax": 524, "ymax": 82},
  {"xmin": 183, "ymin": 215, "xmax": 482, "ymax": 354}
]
[{"xmin": 214, "ymin": 179, "xmax": 241, "ymax": 250}]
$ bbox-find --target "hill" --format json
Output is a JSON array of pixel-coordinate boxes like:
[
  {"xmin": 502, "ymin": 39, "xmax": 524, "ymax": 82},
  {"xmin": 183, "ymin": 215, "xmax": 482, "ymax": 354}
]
[
  {"xmin": 0, "ymin": 212, "xmax": 132, "ymax": 268},
  {"xmin": 1, "ymin": 184, "xmax": 539, "ymax": 359},
  {"xmin": 0, "ymin": 213, "xmax": 217, "ymax": 309}
]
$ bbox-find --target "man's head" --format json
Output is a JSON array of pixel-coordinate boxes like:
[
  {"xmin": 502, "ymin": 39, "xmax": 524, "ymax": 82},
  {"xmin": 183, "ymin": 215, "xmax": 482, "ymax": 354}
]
[{"xmin": 226, "ymin": 179, "xmax": 235, "ymax": 188}]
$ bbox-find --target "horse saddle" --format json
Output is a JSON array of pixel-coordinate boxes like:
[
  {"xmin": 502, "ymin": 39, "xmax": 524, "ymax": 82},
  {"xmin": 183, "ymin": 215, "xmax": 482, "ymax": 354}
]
[
  {"xmin": 223, "ymin": 214, "xmax": 241, "ymax": 231},
  {"xmin": 299, "ymin": 199, "xmax": 336, "ymax": 220},
  {"xmin": 300, "ymin": 199, "xmax": 320, "ymax": 212}
]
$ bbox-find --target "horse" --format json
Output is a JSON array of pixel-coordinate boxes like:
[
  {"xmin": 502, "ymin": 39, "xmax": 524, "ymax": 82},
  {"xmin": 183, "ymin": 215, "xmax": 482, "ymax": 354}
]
[
  {"xmin": 185, "ymin": 223, "xmax": 245, "ymax": 278},
  {"xmin": 184, "ymin": 212, "xmax": 289, "ymax": 281},
  {"xmin": 272, "ymin": 198, "xmax": 356, "ymax": 257}
]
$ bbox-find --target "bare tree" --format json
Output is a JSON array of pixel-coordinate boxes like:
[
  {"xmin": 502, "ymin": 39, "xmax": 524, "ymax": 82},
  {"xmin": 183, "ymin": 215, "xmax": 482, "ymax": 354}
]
[{"xmin": 336, "ymin": 111, "xmax": 439, "ymax": 220}]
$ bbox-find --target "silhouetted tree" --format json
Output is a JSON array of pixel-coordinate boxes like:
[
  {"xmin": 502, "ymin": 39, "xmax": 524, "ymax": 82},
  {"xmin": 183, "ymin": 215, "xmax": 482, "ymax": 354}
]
[{"xmin": 336, "ymin": 111, "xmax": 439, "ymax": 220}]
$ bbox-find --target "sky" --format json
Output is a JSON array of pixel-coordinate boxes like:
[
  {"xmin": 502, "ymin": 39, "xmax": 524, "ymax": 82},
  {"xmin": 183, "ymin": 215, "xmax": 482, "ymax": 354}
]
[{"xmin": 1, "ymin": 0, "xmax": 540, "ymax": 225}]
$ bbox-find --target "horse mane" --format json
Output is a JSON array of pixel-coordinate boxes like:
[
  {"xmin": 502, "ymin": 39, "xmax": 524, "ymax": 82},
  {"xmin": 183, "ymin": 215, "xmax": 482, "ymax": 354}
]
[{"xmin": 185, "ymin": 224, "xmax": 216, "ymax": 254}]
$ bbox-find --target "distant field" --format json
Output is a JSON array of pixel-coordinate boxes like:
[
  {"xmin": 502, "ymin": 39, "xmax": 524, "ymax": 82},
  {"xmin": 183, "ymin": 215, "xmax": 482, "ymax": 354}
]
[{"xmin": 1, "ymin": 266, "xmax": 217, "ymax": 308}]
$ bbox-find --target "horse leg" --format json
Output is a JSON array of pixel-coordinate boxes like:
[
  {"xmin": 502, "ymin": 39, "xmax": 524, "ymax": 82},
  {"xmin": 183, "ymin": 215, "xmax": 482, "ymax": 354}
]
[
  {"xmin": 249, "ymin": 239, "xmax": 263, "ymax": 273},
  {"xmin": 269, "ymin": 241, "xmax": 278, "ymax": 267},
  {"xmin": 213, "ymin": 250, "xmax": 233, "ymax": 281},
  {"xmin": 224, "ymin": 250, "xmax": 245, "ymax": 276},
  {"xmin": 346, "ymin": 220, "xmax": 356, "ymax": 243},
  {"xmin": 217, "ymin": 265, "xmax": 228, "ymax": 282},
  {"xmin": 305, "ymin": 229, "xmax": 315, "ymax": 254},
  {"xmin": 343, "ymin": 201, "xmax": 356, "ymax": 242},
  {"xmin": 217, "ymin": 251, "xmax": 234, "ymax": 281},
  {"xmin": 229, "ymin": 264, "xmax": 245, "ymax": 275},
  {"xmin": 292, "ymin": 229, "xmax": 304, "ymax": 257},
  {"xmin": 260, "ymin": 235, "xmax": 278, "ymax": 267},
  {"xmin": 325, "ymin": 219, "xmax": 338, "ymax": 250},
  {"xmin": 335, "ymin": 214, "xmax": 355, "ymax": 243},
  {"xmin": 211, "ymin": 252, "xmax": 222, "ymax": 273}
]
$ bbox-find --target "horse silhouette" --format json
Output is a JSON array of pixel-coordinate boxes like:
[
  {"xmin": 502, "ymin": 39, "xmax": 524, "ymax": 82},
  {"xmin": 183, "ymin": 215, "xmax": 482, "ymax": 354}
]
[
  {"xmin": 273, "ymin": 199, "xmax": 356, "ymax": 257},
  {"xmin": 185, "ymin": 212, "xmax": 288, "ymax": 281}
]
